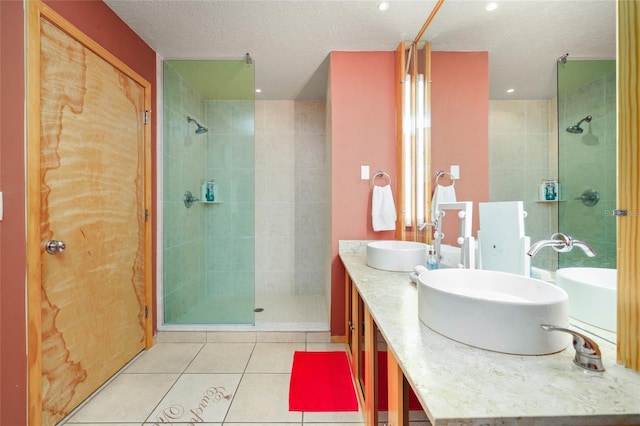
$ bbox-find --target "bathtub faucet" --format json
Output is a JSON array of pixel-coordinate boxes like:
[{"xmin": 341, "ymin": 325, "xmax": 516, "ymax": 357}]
[{"xmin": 527, "ymin": 233, "xmax": 596, "ymax": 257}]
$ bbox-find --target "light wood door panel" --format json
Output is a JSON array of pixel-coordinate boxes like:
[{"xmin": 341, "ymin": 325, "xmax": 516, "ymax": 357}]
[{"xmin": 38, "ymin": 16, "xmax": 146, "ymax": 425}]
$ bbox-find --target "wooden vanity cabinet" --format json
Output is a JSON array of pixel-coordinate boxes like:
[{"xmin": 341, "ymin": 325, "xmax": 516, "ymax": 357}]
[{"xmin": 345, "ymin": 271, "xmax": 410, "ymax": 426}]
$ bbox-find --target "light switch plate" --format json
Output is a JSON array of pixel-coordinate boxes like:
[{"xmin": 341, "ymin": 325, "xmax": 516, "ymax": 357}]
[
  {"xmin": 450, "ymin": 165, "xmax": 460, "ymax": 180},
  {"xmin": 361, "ymin": 165, "xmax": 370, "ymax": 180}
]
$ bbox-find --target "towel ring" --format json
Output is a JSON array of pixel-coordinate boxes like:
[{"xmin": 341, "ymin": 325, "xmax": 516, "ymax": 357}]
[
  {"xmin": 372, "ymin": 171, "xmax": 391, "ymax": 187},
  {"xmin": 435, "ymin": 170, "xmax": 455, "ymax": 187}
]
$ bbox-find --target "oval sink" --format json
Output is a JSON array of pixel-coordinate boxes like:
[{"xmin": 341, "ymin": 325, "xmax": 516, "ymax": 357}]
[
  {"xmin": 366, "ymin": 240, "xmax": 427, "ymax": 272},
  {"xmin": 417, "ymin": 269, "xmax": 570, "ymax": 355},
  {"xmin": 556, "ymin": 267, "xmax": 616, "ymax": 332}
]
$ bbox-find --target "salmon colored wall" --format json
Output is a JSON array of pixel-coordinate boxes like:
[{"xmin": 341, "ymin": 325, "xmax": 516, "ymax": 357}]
[
  {"xmin": 329, "ymin": 51, "xmax": 489, "ymax": 336},
  {"xmin": 329, "ymin": 51, "xmax": 397, "ymax": 335},
  {"xmin": 431, "ymin": 52, "xmax": 489, "ymax": 240},
  {"xmin": 0, "ymin": 2, "xmax": 156, "ymax": 423}
]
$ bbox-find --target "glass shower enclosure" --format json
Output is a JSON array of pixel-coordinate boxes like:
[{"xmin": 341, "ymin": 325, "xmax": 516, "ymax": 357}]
[
  {"xmin": 557, "ymin": 60, "xmax": 616, "ymax": 269},
  {"xmin": 162, "ymin": 60, "xmax": 256, "ymax": 324}
]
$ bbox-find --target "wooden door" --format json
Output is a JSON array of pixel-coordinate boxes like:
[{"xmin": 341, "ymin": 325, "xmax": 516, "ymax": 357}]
[{"xmin": 27, "ymin": 3, "xmax": 153, "ymax": 425}]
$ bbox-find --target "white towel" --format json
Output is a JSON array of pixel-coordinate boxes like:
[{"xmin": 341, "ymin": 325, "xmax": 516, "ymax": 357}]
[
  {"xmin": 410, "ymin": 265, "xmax": 428, "ymax": 284},
  {"xmin": 372, "ymin": 184, "xmax": 396, "ymax": 231},
  {"xmin": 430, "ymin": 184, "xmax": 457, "ymax": 221},
  {"xmin": 414, "ymin": 265, "xmax": 428, "ymax": 275}
]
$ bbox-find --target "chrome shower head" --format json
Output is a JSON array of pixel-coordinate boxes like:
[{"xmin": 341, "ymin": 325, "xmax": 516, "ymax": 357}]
[
  {"xmin": 187, "ymin": 116, "xmax": 208, "ymax": 134},
  {"xmin": 566, "ymin": 115, "xmax": 592, "ymax": 134},
  {"xmin": 245, "ymin": 52, "xmax": 253, "ymax": 65}
]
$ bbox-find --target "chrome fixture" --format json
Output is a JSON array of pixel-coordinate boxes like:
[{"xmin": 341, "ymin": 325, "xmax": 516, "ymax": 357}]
[
  {"xmin": 558, "ymin": 53, "xmax": 569, "ymax": 64},
  {"xmin": 187, "ymin": 116, "xmax": 208, "ymax": 134},
  {"xmin": 418, "ymin": 220, "xmax": 437, "ymax": 231},
  {"xmin": 45, "ymin": 240, "xmax": 66, "ymax": 254},
  {"xmin": 183, "ymin": 190, "xmax": 199, "ymax": 208},
  {"xmin": 527, "ymin": 232, "xmax": 596, "ymax": 257},
  {"xmin": 540, "ymin": 324, "xmax": 604, "ymax": 372},
  {"xmin": 575, "ymin": 189, "xmax": 600, "ymax": 206},
  {"xmin": 245, "ymin": 52, "xmax": 253, "ymax": 65},
  {"xmin": 566, "ymin": 115, "xmax": 592, "ymax": 134}
]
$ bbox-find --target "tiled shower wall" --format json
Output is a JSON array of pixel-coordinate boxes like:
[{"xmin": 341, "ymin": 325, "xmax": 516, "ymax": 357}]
[
  {"xmin": 489, "ymin": 99, "xmax": 558, "ymax": 271},
  {"xmin": 162, "ymin": 62, "xmax": 207, "ymax": 321},
  {"xmin": 558, "ymin": 69, "xmax": 617, "ymax": 269},
  {"xmin": 204, "ymin": 100, "xmax": 256, "ymax": 309},
  {"xmin": 254, "ymin": 101, "xmax": 330, "ymax": 299}
]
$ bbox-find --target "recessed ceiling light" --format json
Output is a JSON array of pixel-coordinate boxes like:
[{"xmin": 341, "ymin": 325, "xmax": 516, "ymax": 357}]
[
  {"xmin": 507, "ymin": 88, "xmax": 515, "ymax": 93},
  {"xmin": 378, "ymin": 2, "xmax": 390, "ymax": 11},
  {"xmin": 486, "ymin": 2, "xmax": 498, "ymax": 12},
  {"xmin": 255, "ymin": 89, "xmax": 262, "ymax": 93}
]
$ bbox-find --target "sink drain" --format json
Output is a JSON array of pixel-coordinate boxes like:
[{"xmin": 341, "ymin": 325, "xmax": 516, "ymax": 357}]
[{"xmin": 254, "ymin": 308, "xmax": 264, "ymax": 312}]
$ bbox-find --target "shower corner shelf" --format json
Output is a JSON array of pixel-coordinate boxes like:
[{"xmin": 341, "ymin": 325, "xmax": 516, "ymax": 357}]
[
  {"xmin": 535, "ymin": 199, "xmax": 564, "ymax": 203},
  {"xmin": 199, "ymin": 200, "xmax": 221, "ymax": 204}
]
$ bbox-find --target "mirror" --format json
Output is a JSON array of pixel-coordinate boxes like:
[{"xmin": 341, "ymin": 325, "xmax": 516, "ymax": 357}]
[
  {"xmin": 413, "ymin": 1, "xmax": 616, "ymax": 272},
  {"xmin": 558, "ymin": 60, "xmax": 617, "ymax": 270}
]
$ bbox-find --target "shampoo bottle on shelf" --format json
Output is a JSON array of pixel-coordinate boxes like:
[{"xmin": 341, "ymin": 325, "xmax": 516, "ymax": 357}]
[{"xmin": 206, "ymin": 180, "xmax": 217, "ymax": 202}]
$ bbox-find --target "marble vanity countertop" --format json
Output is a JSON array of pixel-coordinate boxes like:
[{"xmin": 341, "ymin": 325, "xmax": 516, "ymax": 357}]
[{"xmin": 339, "ymin": 240, "xmax": 640, "ymax": 426}]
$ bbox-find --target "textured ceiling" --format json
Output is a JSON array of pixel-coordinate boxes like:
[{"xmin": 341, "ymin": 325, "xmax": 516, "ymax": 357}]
[{"xmin": 104, "ymin": 0, "xmax": 616, "ymax": 101}]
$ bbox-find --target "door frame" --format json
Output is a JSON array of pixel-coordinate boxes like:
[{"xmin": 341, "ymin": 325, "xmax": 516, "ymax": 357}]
[{"xmin": 25, "ymin": 1, "xmax": 153, "ymax": 423}]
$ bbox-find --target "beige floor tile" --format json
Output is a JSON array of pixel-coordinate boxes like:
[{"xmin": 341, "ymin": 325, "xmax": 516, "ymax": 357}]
[
  {"xmin": 65, "ymin": 423, "xmax": 142, "ymax": 426},
  {"xmin": 185, "ymin": 343, "xmax": 255, "ymax": 373},
  {"xmin": 148, "ymin": 373, "xmax": 241, "ymax": 423},
  {"xmin": 306, "ymin": 423, "xmax": 364, "ymax": 426},
  {"xmin": 306, "ymin": 342, "xmax": 348, "ymax": 352},
  {"xmin": 67, "ymin": 373, "xmax": 179, "ymax": 423},
  {"xmin": 305, "ymin": 331, "xmax": 332, "ymax": 343},
  {"xmin": 257, "ymin": 331, "xmax": 306, "ymax": 342},
  {"xmin": 303, "ymin": 409, "xmax": 365, "ymax": 424},
  {"xmin": 125, "ymin": 342, "xmax": 204, "ymax": 373},
  {"xmin": 409, "ymin": 409, "xmax": 430, "ymax": 421},
  {"xmin": 224, "ymin": 373, "xmax": 302, "ymax": 423},
  {"xmin": 245, "ymin": 342, "xmax": 305, "ymax": 373},
  {"xmin": 223, "ymin": 424, "xmax": 300, "ymax": 426},
  {"xmin": 206, "ymin": 331, "xmax": 257, "ymax": 343},
  {"xmin": 156, "ymin": 331, "xmax": 207, "ymax": 343}
]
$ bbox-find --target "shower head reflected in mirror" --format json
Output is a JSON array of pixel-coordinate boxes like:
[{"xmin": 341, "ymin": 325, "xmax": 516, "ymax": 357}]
[
  {"xmin": 187, "ymin": 116, "xmax": 208, "ymax": 134},
  {"xmin": 566, "ymin": 115, "xmax": 592, "ymax": 134}
]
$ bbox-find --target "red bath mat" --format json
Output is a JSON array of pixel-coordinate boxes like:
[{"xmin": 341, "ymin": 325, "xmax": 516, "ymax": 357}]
[{"xmin": 289, "ymin": 351, "xmax": 359, "ymax": 412}]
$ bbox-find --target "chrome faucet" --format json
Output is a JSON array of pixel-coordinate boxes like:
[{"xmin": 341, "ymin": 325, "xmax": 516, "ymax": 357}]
[
  {"xmin": 418, "ymin": 220, "xmax": 437, "ymax": 231},
  {"xmin": 540, "ymin": 324, "xmax": 605, "ymax": 372},
  {"xmin": 527, "ymin": 232, "xmax": 596, "ymax": 257}
]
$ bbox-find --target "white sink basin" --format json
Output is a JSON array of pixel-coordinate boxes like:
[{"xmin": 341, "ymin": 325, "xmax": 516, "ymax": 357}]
[
  {"xmin": 556, "ymin": 267, "xmax": 617, "ymax": 332},
  {"xmin": 417, "ymin": 269, "xmax": 570, "ymax": 355},
  {"xmin": 366, "ymin": 240, "xmax": 427, "ymax": 272}
]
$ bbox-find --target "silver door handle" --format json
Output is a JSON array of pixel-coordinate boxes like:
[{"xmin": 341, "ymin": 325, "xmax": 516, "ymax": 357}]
[{"xmin": 45, "ymin": 240, "xmax": 66, "ymax": 254}]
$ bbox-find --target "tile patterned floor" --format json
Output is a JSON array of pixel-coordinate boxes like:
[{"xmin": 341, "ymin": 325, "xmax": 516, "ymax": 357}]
[{"xmin": 62, "ymin": 331, "xmax": 431, "ymax": 425}]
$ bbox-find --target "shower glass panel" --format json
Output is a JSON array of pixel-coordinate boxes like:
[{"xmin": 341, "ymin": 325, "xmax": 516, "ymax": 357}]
[
  {"xmin": 163, "ymin": 60, "xmax": 255, "ymax": 324},
  {"xmin": 557, "ymin": 60, "xmax": 616, "ymax": 269}
]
